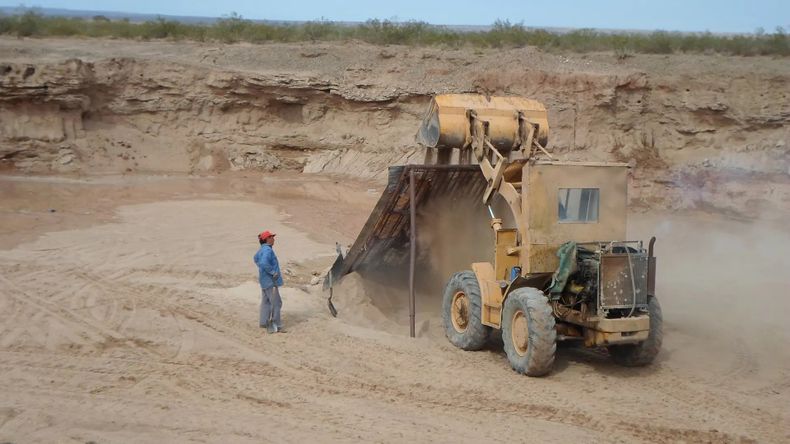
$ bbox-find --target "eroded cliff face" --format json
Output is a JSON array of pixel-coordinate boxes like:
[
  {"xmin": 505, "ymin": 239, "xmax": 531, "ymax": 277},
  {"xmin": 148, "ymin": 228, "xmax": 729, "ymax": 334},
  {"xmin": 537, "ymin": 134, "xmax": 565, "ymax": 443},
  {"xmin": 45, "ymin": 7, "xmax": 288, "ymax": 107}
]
[
  {"xmin": 0, "ymin": 39, "xmax": 788, "ymax": 217},
  {"xmin": 0, "ymin": 56, "xmax": 420, "ymax": 178}
]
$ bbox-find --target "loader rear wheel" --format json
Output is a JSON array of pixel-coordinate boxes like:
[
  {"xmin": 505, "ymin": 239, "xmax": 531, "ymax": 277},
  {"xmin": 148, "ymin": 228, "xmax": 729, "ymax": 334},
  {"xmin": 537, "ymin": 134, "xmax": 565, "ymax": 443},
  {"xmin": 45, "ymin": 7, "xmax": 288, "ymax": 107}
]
[
  {"xmin": 442, "ymin": 271, "xmax": 490, "ymax": 351},
  {"xmin": 608, "ymin": 296, "xmax": 663, "ymax": 367},
  {"xmin": 502, "ymin": 287, "xmax": 556, "ymax": 377}
]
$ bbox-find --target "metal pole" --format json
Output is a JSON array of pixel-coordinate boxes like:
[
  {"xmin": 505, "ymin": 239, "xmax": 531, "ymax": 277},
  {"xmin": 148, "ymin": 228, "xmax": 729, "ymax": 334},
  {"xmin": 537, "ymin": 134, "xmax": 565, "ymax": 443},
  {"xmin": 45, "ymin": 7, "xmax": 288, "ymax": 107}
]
[{"xmin": 409, "ymin": 169, "xmax": 416, "ymax": 338}]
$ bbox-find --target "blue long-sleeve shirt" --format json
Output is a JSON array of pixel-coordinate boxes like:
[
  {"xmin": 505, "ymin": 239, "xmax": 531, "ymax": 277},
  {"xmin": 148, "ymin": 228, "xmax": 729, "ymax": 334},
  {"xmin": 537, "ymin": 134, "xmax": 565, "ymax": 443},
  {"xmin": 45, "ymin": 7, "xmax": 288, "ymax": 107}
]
[{"xmin": 254, "ymin": 244, "xmax": 283, "ymax": 288}]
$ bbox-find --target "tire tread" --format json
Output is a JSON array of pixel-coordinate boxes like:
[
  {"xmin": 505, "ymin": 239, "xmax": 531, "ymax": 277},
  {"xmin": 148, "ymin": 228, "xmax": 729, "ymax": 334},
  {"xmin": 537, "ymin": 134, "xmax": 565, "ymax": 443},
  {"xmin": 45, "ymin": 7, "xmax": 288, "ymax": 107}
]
[
  {"xmin": 502, "ymin": 287, "xmax": 556, "ymax": 377},
  {"xmin": 608, "ymin": 296, "xmax": 663, "ymax": 367},
  {"xmin": 442, "ymin": 271, "xmax": 490, "ymax": 351}
]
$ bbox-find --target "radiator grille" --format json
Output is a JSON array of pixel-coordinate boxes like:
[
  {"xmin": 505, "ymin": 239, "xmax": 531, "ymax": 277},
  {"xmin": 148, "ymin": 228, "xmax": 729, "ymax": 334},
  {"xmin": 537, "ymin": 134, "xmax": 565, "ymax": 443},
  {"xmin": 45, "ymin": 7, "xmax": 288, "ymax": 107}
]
[{"xmin": 599, "ymin": 254, "xmax": 648, "ymax": 310}]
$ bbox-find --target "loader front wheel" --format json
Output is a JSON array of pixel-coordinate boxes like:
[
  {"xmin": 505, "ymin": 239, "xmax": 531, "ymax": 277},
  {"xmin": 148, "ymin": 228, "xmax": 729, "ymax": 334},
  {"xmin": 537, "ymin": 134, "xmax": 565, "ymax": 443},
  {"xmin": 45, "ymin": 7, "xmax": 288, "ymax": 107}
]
[
  {"xmin": 502, "ymin": 287, "xmax": 556, "ymax": 377},
  {"xmin": 608, "ymin": 296, "xmax": 663, "ymax": 367},
  {"xmin": 442, "ymin": 271, "xmax": 490, "ymax": 350}
]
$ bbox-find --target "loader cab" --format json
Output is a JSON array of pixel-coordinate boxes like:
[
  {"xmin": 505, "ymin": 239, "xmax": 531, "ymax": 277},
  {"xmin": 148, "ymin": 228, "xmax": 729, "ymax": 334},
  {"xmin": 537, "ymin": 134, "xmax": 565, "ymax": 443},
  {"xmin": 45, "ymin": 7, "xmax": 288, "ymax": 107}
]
[{"xmin": 520, "ymin": 161, "xmax": 629, "ymax": 275}]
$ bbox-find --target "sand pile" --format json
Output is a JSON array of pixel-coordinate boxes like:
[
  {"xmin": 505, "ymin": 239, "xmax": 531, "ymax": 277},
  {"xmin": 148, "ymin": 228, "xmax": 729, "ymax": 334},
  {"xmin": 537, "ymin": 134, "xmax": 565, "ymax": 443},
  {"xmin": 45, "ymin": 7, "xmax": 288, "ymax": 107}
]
[{"xmin": 330, "ymin": 272, "xmax": 405, "ymax": 334}]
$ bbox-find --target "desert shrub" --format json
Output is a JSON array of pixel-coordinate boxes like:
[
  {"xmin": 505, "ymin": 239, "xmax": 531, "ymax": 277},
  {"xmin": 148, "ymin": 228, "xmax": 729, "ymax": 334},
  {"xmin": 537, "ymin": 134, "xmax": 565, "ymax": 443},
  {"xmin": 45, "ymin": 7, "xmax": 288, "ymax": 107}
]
[
  {"xmin": 485, "ymin": 20, "xmax": 526, "ymax": 47},
  {"xmin": 300, "ymin": 18, "xmax": 338, "ymax": 41},
  {"xmin": 16, "ymin": 10, "xmax": 42, "ymax": 37},
  {"xmin": 210, "ymin": 12, "xmax": 250, "ymax": 43},
  {"xmin": 766, "ymin": 26, "xmax": 789, "ymax": 55},
  {"xmin": 43, "ymin": 16, "xmax": 83, "ymax": 36},
  {"xmin": 0, "ymin": 13, "xmax": 10, "ymax": 34},
  {"xmin": 354, "ymin": 19, "xmax": 435, "ymax": 45},
  {"xmin": 138, "ymin": 17, "xmax": 187, "ymax": 40},
  {"xmin": 639, "ymin": 31, "xmax": 676, "ymax": 54},
  {"xmin": 0, "ymin": 9, "xmax": 786, "ymax": 57},
  {"xmin": 559, "ymin": 29, "xmax": 605, "ymax": 52}
]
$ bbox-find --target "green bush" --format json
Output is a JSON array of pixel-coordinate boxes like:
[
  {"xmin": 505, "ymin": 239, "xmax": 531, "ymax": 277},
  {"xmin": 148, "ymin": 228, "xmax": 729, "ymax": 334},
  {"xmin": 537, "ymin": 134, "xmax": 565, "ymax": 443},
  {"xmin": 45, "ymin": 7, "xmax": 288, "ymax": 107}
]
[
  {"xmin": 300, "ymin": 18, "xmax": 337, "ymax": 41},
  {"xmin": 210, "ymin": 12, "xmax": 250, "ymax": 43},
  {"xmin": 17, "ymin": 10, "xmax": 43, "ymax": 37},
  {"xmin": 139, "ymin": 17, "xmax": 186, "ymax": 40},
  {"xmin": 0, "ymin": 10, "xmax": 787, "ymax": 57},
  {"xmin": 45, "ymin": 16, "xmax": 84, "ymax": 36}
]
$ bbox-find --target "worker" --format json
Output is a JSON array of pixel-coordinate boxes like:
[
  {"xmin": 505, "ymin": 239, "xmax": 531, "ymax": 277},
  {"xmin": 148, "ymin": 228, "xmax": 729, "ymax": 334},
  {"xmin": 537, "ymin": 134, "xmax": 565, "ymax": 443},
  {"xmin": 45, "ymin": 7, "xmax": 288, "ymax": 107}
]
[{"xmin": 254, "ymin": 230, "xmax": 284, "ymax": 333}]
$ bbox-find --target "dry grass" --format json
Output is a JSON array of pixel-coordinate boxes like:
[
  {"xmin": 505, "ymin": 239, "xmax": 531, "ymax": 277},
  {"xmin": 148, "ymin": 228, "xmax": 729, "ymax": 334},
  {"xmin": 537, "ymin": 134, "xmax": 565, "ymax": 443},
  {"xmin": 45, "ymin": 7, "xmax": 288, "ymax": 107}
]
[{"xmin": 1, "ymin": 11, "xmax": 788, "ymax": 56}]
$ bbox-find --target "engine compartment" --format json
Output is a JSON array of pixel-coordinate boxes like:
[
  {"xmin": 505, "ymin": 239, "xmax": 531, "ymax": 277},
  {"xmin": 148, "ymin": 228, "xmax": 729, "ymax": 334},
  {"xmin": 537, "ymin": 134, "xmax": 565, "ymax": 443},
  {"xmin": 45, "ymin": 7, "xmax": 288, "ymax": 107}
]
[{"xmin": 551, "ymin": 242, "xmax": 652, "ymax": 321}]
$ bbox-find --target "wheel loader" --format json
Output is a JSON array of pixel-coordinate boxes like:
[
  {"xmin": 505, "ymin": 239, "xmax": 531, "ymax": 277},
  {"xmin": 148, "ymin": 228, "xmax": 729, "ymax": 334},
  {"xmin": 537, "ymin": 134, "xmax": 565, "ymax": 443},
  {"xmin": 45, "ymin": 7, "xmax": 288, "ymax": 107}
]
[
  {"xmin": 418, "ymin": 94, "xmax": 662, "ymax": 376},
  {"xmin": 327, "ymin": 94, "xmax": 662, "ymax": 377}
]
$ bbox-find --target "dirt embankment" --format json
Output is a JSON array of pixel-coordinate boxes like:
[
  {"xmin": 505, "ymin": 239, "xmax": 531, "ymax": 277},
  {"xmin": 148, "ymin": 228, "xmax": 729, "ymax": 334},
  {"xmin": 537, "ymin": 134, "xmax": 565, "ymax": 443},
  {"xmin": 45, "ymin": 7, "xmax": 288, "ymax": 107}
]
[{"xmin": 1, "ymin": 38, "xmax": 789, "ymax": 217}]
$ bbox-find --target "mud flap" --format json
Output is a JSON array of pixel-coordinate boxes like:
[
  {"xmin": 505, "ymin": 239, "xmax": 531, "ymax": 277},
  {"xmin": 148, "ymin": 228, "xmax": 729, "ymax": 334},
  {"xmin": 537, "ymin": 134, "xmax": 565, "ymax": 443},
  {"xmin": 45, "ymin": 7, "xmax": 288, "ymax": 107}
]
[{"xmin": 472, "ymin": 262, "xmax": 504, "ymax": 328}]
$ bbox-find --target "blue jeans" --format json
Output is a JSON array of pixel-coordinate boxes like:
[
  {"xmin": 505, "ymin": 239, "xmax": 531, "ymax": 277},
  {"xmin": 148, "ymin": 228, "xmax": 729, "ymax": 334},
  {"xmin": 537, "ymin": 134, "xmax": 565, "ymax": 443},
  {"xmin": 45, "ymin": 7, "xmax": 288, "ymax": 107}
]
[{"xmin": 260, "ymin": 286, "xmax": 282, "ymax": 327}]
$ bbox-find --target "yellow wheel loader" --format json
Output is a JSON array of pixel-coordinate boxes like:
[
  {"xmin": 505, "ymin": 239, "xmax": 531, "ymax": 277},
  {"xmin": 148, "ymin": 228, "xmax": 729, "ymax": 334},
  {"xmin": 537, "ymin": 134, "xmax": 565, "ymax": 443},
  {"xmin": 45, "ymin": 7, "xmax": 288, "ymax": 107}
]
[
  {"xmin": 327, "ymin": 94, "xmax": 662, "ymax": 377},
  {"xmin": 419, "ymin": 94, "xmax": 661, "ymax": 376}
]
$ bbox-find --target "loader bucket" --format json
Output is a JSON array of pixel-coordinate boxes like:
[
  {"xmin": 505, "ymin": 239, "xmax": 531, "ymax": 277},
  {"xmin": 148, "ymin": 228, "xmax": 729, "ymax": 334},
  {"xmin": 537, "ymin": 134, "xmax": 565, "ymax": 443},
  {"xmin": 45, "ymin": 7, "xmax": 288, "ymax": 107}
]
[
  {"xmin": 416, "ymin": 94, "xmax": 550, "ymax": 153},
  {"xmin": 325, "ymin": 164, "xmax": 487, "ymax": 286}
]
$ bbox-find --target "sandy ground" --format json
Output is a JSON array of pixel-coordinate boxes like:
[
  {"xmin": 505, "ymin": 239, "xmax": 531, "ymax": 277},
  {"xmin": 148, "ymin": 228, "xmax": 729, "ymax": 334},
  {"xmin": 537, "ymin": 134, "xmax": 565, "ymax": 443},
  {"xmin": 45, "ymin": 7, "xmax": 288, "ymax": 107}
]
[{"xmin": 1, "ymin": 173, "xmax": 789, "ymax": 443}]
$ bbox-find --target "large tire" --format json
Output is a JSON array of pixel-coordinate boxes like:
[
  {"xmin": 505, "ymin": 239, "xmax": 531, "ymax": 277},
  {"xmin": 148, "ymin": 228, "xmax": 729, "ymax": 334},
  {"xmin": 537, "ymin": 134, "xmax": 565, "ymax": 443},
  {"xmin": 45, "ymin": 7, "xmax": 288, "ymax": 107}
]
[
  {"xmin": 442, "ymin": 271, "xmax": 490, "ymax": 351},
  {"xmin": 501, "ymin": 287, "xmax": 557, "ymax": 377},
  {"xmin": 608, "ymin": 296, "xmax": 663, "ymax": 367}
]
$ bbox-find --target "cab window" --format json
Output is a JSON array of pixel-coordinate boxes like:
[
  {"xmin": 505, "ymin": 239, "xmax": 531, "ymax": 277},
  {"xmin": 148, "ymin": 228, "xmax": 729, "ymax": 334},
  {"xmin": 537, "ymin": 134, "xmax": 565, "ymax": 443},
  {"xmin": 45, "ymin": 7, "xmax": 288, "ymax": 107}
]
[{"xmin": 558, "ymin": 188, "xmax": 599, "ymax": 223}]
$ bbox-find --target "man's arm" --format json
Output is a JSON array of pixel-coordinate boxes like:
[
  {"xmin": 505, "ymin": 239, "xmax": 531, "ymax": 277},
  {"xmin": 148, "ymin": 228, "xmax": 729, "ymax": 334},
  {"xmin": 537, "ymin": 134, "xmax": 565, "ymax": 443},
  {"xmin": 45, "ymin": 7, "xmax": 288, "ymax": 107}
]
[{"xmin": 260, "ymin": 249, "xmax": 279, "ymax": 279}]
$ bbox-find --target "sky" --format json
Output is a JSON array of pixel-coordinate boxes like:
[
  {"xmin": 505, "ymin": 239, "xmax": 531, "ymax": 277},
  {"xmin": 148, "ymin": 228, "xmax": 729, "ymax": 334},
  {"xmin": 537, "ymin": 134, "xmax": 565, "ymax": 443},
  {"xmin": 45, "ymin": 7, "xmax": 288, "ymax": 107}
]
[{"xmin": 5, "ymin": 0, "xmax": 789, "ymax": 33}]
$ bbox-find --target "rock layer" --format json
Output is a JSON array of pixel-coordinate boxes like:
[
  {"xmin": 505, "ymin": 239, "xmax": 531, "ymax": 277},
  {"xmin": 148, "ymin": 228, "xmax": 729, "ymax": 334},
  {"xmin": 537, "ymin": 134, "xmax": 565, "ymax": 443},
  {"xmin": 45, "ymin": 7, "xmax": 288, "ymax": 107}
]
[{"xmin": 1, "ymin": 38, "xmax": 788, "ymax": 217}]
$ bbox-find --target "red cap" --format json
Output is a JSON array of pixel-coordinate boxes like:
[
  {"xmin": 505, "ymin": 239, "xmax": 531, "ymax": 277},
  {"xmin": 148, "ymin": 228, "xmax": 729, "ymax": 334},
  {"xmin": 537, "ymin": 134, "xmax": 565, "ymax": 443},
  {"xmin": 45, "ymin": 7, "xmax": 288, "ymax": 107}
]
[{"xmin": 258, "ymin": 230, "xmax": 276, "ymax": 241}]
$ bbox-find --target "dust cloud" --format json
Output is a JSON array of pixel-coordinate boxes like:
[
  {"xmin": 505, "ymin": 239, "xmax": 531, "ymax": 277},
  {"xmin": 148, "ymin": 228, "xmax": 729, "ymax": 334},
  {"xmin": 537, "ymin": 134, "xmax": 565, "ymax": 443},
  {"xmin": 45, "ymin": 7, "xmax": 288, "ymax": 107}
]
[
  {"xmin": 339, "ymin": 185, "xmax": 790, "ymax": 389},
  {"xmin": 630, "ymin": 211, "xmax": 790, "ymax": 386},
  {"xmin": 333, "ymin": 190, "xmax": 516, "ymax": 338},
  {"xmin": 414, "ymin": 191, "xmax": 496, "ymax": 298}
]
